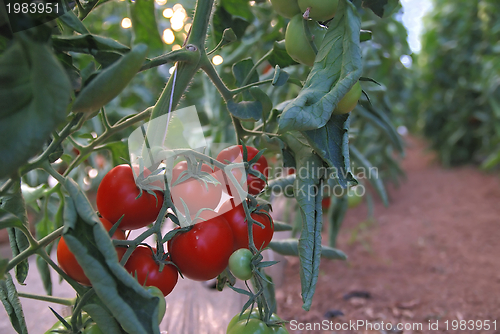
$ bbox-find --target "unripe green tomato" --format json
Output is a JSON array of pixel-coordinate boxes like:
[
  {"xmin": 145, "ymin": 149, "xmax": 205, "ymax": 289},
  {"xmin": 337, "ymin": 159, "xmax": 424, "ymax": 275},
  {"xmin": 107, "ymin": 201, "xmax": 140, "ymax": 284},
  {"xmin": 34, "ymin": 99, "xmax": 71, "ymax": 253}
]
[
  {"xmin": 270, "ymin": 0, "xmax": 301, "ymax": 18},
  {"xmin": 227, "ymin": 309, "xmax": 287, "ymax": 333},
  {"xmin": 285, "ymin": 14, "xmax": 326, "ymax": 66},
  {"xmin": 83, "ymin": 323, "xmax": 104, "ymax": 334},
  {"xmin": 227, "ymin": 318, "xmax": 273, "ymax": 334},
  {"xmin": 146, "ymin": 285, "xmax": 167, "ymax": 324},
  {"xmin": 298, "ymin": 0, "xmax": 338, "ymax": 21},
  {"xmin": 228, "ymin": 248, "xmax": 253, "ymax": 280},
  {"xmin": 347, "ymin": 186, "xmax": 363, "ymax": 208},
  {"xmin": 333, "ymin": 81, "xmax": 362, "ymax": 114}
]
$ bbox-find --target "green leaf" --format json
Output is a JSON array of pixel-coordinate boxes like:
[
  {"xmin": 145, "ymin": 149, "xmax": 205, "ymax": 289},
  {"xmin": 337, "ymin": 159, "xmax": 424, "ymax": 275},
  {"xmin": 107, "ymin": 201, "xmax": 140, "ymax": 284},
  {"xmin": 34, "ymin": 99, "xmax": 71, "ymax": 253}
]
[
  {"xmin": 0, "ymin": 273, "xmax": 28, "ymax": 334},
  {"xmin": 349, "ymin": 145, "xmax": 388, "ymax": 206},
  {"xmin": 268, "ymin": 239, "xmax": 347, "ymax": 260},
  {"xmin": 128, "ymin": 0, "xmax": 163, "ymax": 56},
  {"xmin": 72, "ymin": 44, "xmax": 148, "ymax": 114},
  {"xmin": 61, "ymin": 179, "xmax": 161, "ymax": 334},
  {"xmin": 221, "ymin": 0, "xmax": 255, "ymax": 22},
  {"xmin": 101, "ymin": 141, "xmax": 129, "ymax": 166},
  {"xmin": 272, "ymin": 65, "xmax": 289, "ymax": 87},
  {"xmin": 1, "ymin": 182, "xmax": 30, "ymax": 284},
  {"xmin": 0, "ymin": 37, "xmax": 72, "ymax": 179},
  {"xmin": 272, "ymin": 221, "xmax": 293, "ymax": 231},
  {"xmin": 58, "ymin": 10, "xmax": 89, "ymax": 34},
  {"xmin": 227, "ymin": 100, "xmax": 263, "ymax": 121},
  {"xmin": 0, "ymin": 257, "xmax": 7, "ymax": 279},
  {"xmin": 267, "ymin": 40, "xmax": 298, "ymax": 68},
  {"xmin": 302, "ymin": 114, "xmax": 357, "ymax": 188},
  {"xmin": 281, "ymin": 132, "xmax": 323, "ymax": 311},
  {"xmin": 233, "ymin": 58, "xmax": 259, "ymax": 89},
  {"xmin": 212, "ymin": 5, "xmax": 251, "ymax": 42},
  {"xmin": 249, "ymin": 87, "xmax": 272, "ymax": 118},
  {"xmin": 36, "ymin": 255, "xmax": 52, "ymax": 296},
  {"xmin": 360, "ymin": 30, "xmax": 372, "ymax": 42},
  {"xmin": 278, "ymin": 0, "xmax": 362, "ymax": 132},
  {"xmin": 52, "ymin": 34, "xmax": 130, "ymax": 54},
  {"xmin": 362, "ymin": 0, "xmax": 400, "ymax": 18}
]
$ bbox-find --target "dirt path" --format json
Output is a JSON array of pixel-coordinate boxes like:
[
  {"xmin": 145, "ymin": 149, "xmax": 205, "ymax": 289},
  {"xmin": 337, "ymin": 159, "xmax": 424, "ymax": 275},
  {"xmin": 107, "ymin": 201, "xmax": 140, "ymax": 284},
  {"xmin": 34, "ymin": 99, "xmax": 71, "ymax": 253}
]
[{"xmin": 276, "ymin": 136, "xmax": 500, "ymax": 333}]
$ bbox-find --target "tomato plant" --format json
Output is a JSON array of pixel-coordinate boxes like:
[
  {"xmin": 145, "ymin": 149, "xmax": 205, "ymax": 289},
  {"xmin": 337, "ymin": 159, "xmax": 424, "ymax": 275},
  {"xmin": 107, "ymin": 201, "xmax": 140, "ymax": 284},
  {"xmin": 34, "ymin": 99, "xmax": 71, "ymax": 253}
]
[
  {"xmin": 221, "ymin": 201, "xmax": 274, "ymax": 250},
  {"xmin": 146, "ymin": 286, "xmax": 167, "ymax": 323},
  {"xmin": 285, "ymin": 14, "xmax": 326, "ymax": 66},
  {"xmin": 124, "ymin": 245, "xmax": 178, "ymax": 296},
  {"xmin": 228, "ymin": 248, "xmax": 253, "ymax": 280},
  {"xmin": 96, "ymin": 164, "xmax": 164, "ymax": 230},
  {"xmin": 168, "ymin": 216, "xmax": 234, "ymax": 281},
  {"xmin": 0, "ymin": 0, "xmax": 405, "ymax": 331},
  {"xmin": 217, "ymin": 145, "xmax": 269, "ymax": 195},
  {"xmin": 170, "ymin": 161, "xmax": 222, "ymax": 216},
  {"xmin": 57, "ymin": 218, "xmax": 126, "ymax": 286}
]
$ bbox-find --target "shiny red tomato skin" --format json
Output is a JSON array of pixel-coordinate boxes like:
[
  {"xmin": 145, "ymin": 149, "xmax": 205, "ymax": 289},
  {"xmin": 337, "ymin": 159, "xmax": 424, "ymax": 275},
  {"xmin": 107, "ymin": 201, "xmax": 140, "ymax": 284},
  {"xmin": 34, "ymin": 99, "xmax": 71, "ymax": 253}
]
[
  {"xmin": 221, "ymin": 202, "xmax": 274, "ymax": 251},
  {"xmin": 216, "ymin": 145, "xmax": 269, "ymax": 195},
  {"xmin": 168, "ymin": 216, "xmax": 234, "ymax": 281},
  {"xmin": 170, "ymin": 161, "xmax": 222, "ymax": 216},
  {"xmin": 124, "ymin": 245, "xmax": 178, "ymax": 296},
  {"xmin": 96, "ymin": 164, "xmax": 164, "ymax": 230},
  {"xmin": 57, "ymin": 218, "xmax": 126, "ymax": 286}
]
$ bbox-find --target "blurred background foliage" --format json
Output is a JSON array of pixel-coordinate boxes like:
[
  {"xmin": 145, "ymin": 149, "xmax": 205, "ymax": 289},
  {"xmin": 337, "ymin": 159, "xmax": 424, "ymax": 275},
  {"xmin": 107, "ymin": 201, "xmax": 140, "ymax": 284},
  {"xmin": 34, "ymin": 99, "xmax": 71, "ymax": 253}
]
[{"xmin": 410, "ymin": 0, "xmax": 500, "ymax": 167}]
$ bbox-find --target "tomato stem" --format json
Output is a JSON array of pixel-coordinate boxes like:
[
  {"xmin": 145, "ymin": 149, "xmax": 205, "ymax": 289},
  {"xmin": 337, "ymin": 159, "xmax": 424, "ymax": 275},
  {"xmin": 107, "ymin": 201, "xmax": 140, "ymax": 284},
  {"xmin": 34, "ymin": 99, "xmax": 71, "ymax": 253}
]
[{"xmin": 17, "ymin": 292, "xmax": 75, "ymax": 306}]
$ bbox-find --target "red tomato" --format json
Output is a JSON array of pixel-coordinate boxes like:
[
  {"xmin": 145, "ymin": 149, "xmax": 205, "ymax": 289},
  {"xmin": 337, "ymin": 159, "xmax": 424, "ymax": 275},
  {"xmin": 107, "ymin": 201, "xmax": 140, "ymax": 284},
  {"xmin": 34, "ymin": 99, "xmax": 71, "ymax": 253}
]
[
  {"xmin": 96, "ymin": 164, "xmax": 164, "ymax": 230},
  {"xmin": 170, "ymin": 161, "xmax": 222, "ymax": 216},
  {"xmin": 124, "ymin": 245, "xmax": 178, "ymax": 296},
  {"xmin": 221, "ymin": 201, "xmax": 274, "ymax": 250},
  {"xmin": 216, "ymin": 145, "xmax": 269, "ymax": 195},
  {"xmin": 57, "ymin": 218, "xmax": 126, "ymax": 286},
  {"xmin": 168, "ymin": 216, "xmax": 234, "ymax": 281}
]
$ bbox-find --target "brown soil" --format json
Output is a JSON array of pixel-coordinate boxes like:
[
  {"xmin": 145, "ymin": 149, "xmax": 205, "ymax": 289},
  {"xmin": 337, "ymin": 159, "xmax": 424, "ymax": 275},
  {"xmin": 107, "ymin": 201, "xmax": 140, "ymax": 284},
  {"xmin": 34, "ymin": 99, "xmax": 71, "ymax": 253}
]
[{"xmin": 276, "ymin": 135, "xmax": 500, "ymax": 334}]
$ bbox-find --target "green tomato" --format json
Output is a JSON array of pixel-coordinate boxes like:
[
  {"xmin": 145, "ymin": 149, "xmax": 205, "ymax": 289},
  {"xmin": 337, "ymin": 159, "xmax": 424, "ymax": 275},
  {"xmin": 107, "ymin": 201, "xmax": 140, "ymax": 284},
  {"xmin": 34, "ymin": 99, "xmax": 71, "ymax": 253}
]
[
  {"xmin": 227, "ymin": 309, "xmax": 287, "ymax": 333},
  {"xmin": 270, "ymin": 0, "xmax": 301, "ymax": 18},
  {"xmin": 228, "ymin": 249, "xmax": 253, "ymax": 281},
  {"xmin": 285, "ymin": 14, "xmax": 326, "ymax": 66},
  {"xmin": 347, "ymin": 186, "xmax": 363, "ymax": 208},
  {"xmin": 227, "ymin": 318, "xmax": 273, "ymax": 334},
  {"xmin": 146, "ymin": 285, "xmax": 167, "ymax": 324},
  {"xmin": 83, "ymin": 323, "xmax": 104, "ymax": 334},
  {"xmin": 333, "ymin": 81, "xmax": 362, "ymax": 114},
  {"xmin": 44, "ymin": 316, "xmax": 72, "ymax": 334},
  {"xmin": 298, "ymin": 0, "xmax": 338, "ymax": 21}
]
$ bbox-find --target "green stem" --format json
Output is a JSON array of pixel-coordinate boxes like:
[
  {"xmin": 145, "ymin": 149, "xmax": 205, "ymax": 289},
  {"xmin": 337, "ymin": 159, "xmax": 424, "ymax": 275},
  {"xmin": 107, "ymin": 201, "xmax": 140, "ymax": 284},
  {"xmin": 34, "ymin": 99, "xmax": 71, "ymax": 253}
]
[
  {"xmin": 139, "ymin": 49, "xmax": 195, "ymax": 72},
  {"xmin": 230, "ymin": 79, "xmax": 274, "ymax": 95},
  {"xmin": 241, "ymin": 49, "xmax": 273, "ymax": 87},
  {"xmin": 201, "ymin": 60, "xmax": 234, "ymax": 101},
  {"xmin": 18, "ymin": 292, "xmax": 75, "ymax": 306}
]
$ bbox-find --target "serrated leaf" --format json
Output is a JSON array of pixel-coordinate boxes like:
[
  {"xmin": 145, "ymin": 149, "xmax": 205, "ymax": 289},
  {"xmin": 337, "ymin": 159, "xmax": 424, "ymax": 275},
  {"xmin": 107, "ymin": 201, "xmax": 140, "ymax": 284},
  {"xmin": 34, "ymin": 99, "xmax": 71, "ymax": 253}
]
[
  {"xmin": 249, "ymin": 87, "xmax": 272, "ymax": 118},
  {"xmin": 0, "ymin": 37, "xmax": 72, "ymax": 179},
  {"xmin": 227, "ymin": 100, "xmax": 263, "ymax": 121},
  {"xmin": 302, "ymin": 114, "xmax": 357, "ymax": 188},
  {"xmin": 362, "ymin": 0, "xmax": 400, "ymax": 18},
  {"xmin": 128, "ymin": 0, "xmax": 163, "ymax": 56},
  {"xmin": 267, "ymin": 40, "xmax": 297, "ymax": 68},
  {"xmin": 278, "ymin": 0, "xmax": 362, "ymax": 132},
  {"xmin": 0, "ymin": 273, "xmax": 28, "ymax": 334}
]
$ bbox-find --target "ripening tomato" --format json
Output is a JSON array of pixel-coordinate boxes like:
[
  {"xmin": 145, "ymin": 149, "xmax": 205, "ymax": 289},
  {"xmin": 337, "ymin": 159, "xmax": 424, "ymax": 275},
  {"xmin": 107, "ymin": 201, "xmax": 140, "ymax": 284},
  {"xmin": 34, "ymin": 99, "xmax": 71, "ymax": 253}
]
[
  {"xmin": 124, "ymin": 245, "xmax": 178, "ymax": 296},
  {"xmin": 168, "ymin": 216, "xmax": 234, "ymax": 281},
  {"xmin": 333, "ymin": 81, "xmax": 362, "ymax": 114},
  {"xmin": 298, "ymin": 0, "xmax": 338, "ymax": 21},
  {"xmin": 221, "ymin": 201, "xmax": 274, "ymax": 251},
  {"xmin": 57, "ymin": 218, "xmax": 126, "ymax": 286},
  {"xmin": 96, "ymin": 164, "xmax": 164, "ymax": 230},
  {"xmin": 170, "ymin": 161, "xmax": 222, "ymax": 216},
  {"xmin": 285, "ymin": 14, "xmax": 326, "ymax": 66},
  {"xmin": 217, "ymin": 145, "xmax": 269, "ymax": 195}
]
